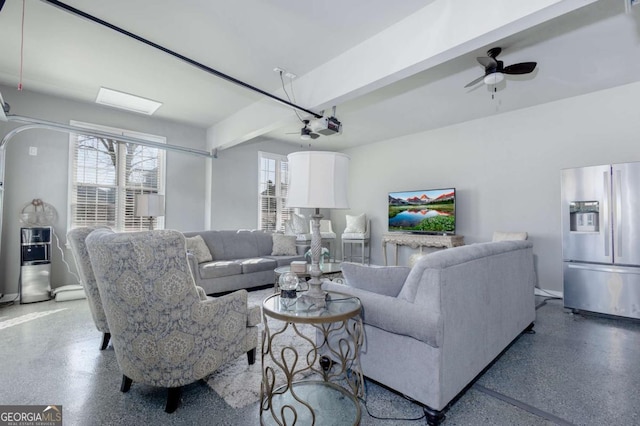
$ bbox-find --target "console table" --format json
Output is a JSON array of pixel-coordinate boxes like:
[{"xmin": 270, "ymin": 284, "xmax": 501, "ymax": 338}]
[{"xmin": 382, "ymin": 233, "xmax": 464, "ymax": 265}]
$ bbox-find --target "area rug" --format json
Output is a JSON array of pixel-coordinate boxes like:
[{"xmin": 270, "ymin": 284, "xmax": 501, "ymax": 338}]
[{"xmin": 206, "ymin": 288, "xmax": 316, "ymax": 409}]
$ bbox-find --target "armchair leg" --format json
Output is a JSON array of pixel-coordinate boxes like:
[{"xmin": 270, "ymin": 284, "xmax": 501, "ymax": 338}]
[
  {"xmin": 247, "ymin": 348, "xmax": 256, "ymax": 365},
  {"xmin": 120, "ymin": 375, "xmax": 132, "ymax": 393},
  {"xmin": 165, "ymin": 387, "xmax": 182, "ymax": 413},
  {"xmin": 100, "ymin": 332, "xmax": 111, "ymax": 350}
]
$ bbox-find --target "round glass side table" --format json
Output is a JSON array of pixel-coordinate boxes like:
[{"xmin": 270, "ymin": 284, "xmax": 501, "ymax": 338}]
[{"xmin": 260, "ymin": 291, "xmax": 364, "ymax": 425}]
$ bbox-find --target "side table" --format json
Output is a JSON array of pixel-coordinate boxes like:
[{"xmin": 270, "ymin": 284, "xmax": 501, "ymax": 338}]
[{"xmin": 260, "ymin": 291, "xmax": 363, "ymax": 425}]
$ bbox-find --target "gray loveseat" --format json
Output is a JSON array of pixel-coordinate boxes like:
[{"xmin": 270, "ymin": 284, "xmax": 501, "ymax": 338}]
[
  {"xmin": 183, "ymin": 230, "xmax": 304, "ymax": 295},
  {"xmin": 320, "ymin": 240, "xmax": 536, "ymax": 425}
]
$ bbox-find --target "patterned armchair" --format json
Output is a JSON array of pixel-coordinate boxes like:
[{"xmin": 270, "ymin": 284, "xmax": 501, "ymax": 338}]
[
  {"xmin": 67, "ymin": 226, "xmax": 112, "ymax": 350},
  {"xmin": 85, "ymin": 228, "xmax": 260, "ymax": 413}
]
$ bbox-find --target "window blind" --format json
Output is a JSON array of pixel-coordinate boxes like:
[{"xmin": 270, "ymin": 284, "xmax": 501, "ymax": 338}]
[
  {"xmin": 69, "ymin": 122, "xmax": 166, "ymax": 232},
  {"xmin": 258, "ymin": 152, "xmax": 293, "ymax": 232}
]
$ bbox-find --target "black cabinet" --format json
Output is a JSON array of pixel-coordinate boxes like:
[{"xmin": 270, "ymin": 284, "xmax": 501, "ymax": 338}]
[{"xmin": 20, "ymin": 227, "xmax": 52, "ymax": 303}]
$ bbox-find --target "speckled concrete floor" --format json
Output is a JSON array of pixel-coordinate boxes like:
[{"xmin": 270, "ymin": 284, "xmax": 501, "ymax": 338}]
[{"xmin": 0, "ymin": 295, "xmax": 638, "ymax": 425}]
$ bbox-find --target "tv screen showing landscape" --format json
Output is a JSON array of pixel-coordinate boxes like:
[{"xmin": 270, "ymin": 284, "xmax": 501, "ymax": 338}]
[{"xmin": 388, "ymin": 188, "xmax": 456, "ymax": 234}]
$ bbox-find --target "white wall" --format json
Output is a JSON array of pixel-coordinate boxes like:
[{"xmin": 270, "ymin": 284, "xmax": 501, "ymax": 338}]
[
  {"xmin": 0, "ymin": 86, "xmax": 208, "ymax": 295},
  {"xmin": 209, "ymin": 138, "xmax": 303, "ymax": 230},
  {"xmin": 334, "ymin": 81, "xmax": 640, "ymax": 292},
  {"xmin": 5, "ymin": 80, "xmax": 637, "ymax": 296}
]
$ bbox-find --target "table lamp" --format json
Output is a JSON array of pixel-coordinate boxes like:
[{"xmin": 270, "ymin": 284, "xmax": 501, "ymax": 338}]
[
  {"xmin": 286, "ymin": 151, "xmax": 349, "ymax": 306},
  {"xmin": 135, "ymin": 194, "xmax": 165, "ymax": 230}
]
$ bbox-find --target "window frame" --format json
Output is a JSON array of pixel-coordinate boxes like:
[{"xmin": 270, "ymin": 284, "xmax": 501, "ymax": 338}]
[
  {"xmin": 67, "ymin": 121, "xmax": 166, "ymax": 232},
  {"xmin": 257, "ymin": 151, "xmax": 294, "ymax": 232}
]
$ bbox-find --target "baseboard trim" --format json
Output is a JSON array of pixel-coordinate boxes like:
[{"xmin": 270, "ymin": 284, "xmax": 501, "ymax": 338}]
[
  {"xmin": 534, "ymin": 288, "xmax": 562, "ymax": 298},
  {"xmin": 0, "ymin": 293, "xmax": 20, "ymax": 303}
]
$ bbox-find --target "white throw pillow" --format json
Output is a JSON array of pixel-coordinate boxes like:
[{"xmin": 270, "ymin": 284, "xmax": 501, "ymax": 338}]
[
  {"xmin": 272, "ymin": 234, "xmax": 298, "ymax": 256},
  {"xmin": 185, "ymin": 235, "xmax": 213, "ymax": 263},
  {"xmin": 492, "ymin": 231, "xmax": 528, "ymax": 242},
  {"xmin": 291, "ymin": 213, "xmax": 308, "ymax": 234},
  {"xmin": 344, "ymin": 213, "xmax": 366, "ymax": 233}
]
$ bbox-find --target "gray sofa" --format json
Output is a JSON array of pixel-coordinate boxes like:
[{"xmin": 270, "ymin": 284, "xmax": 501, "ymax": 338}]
[
  {"xmin": 320, "ymin": 240, "xmax": 536, "ymax": 425},
  {"xmin": 183, "ymin": 230, "xmax": 304, "ymax": 295}
]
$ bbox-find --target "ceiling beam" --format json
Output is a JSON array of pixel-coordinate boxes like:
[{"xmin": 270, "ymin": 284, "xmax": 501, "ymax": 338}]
[{"xmin": 207, "ymin": 0, "xmax": 598, "ymax": 151}]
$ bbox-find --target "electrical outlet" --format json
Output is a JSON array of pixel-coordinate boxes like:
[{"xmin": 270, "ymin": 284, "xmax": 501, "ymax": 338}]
[{"xmin": 29, "ymin": 146, "xmax": 38, "ymax": 156}]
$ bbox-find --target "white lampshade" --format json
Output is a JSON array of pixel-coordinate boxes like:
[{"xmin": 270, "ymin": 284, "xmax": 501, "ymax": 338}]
[
  {"xmin": 135, "ymin": 194, "xmax": 165, "ymax": 217},
  {"xmin": 286, "ymin": 151, "xmax": 350, "ymax": 209}
]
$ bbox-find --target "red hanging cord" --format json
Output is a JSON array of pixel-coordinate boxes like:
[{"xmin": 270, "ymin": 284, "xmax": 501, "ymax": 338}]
[{"xmin": 18, "ymin": 0, "xmax": 25, "ymax": 90}]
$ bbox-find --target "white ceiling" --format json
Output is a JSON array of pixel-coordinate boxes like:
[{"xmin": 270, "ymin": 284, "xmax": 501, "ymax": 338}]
[{"xmin": 0, "ymin": 0, "xmax": 639, "ymax": 152}]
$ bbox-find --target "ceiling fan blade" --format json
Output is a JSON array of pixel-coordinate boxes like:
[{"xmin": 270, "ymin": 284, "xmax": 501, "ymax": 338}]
[
  {"xmin": 310, "ymin": 133, "xmax": 320, "ymax": 140},
  {"xmin": 503, "ymin": 62, "xmax": 537, "ymax": 75},
  {"xmin": 464, "ymin": 74, "xmax": 486, "ymax": 88},
  {"xmin": 477, "ymin": 56, "xmax": 497, "ymax": 68}
]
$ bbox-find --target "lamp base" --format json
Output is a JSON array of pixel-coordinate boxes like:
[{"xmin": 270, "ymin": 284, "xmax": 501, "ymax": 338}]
[
  {"xmin": 298, "ymin": 212, "xmax": 327, "ymax": 308},
  {"xmin": 299, "ymin": 284, "xmax": 327, "ymax": 309},
  {"xmin": 299, "ymin": 276, "xmax": 327, "ymax": 308}
]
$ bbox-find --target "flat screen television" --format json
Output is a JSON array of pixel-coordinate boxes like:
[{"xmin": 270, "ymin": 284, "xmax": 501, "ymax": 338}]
[{"xmin": 388, "ymin": 188, "xmax": 456, "ymax": 234}]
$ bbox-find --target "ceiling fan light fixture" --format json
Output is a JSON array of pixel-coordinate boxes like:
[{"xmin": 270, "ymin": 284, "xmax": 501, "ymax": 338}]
[
  {"xmin": 484, "ymin": 72, "xmax": 504, "ymax": 85},
  {"xmin": 300, "ymin": 133, "xmax": 311, "ymax": 141}
]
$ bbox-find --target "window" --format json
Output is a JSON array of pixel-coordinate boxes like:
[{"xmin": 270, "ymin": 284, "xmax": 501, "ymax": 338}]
[
  {"xmin": 258, "ymin": 152, "xmax": 293, "ymax": 232},
  {"xmin": 68, "ymin": 121, "xmax": 166, "ymax": 232}
]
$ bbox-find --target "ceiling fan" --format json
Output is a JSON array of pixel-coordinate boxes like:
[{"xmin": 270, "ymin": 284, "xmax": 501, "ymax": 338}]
[
  {"xmin": 464, "ymin": 47, "xmax": 537, "ymax": 88},
  {"xmin": 287, "ymin": 120, "xmax": 320, "ymax": 140}
]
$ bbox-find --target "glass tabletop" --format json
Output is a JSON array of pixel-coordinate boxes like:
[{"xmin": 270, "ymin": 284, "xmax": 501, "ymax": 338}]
[
  {"xmin": 274, "ymin": 262, "xmax": 342, "ymax": 276},
  {"xmin": 262, "ymin": 291, "xmax": 361, "ymax": 323}
]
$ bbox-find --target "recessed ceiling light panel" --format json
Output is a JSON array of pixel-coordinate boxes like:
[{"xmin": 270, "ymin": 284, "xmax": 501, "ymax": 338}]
[{"xmin": 96, "ymin": 87, "xmax": 162, "ymax": 115}]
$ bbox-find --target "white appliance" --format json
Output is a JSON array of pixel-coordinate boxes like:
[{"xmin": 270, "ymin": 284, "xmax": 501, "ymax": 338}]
[{"xmin": 561, "ymin": 162, "xmax": 640, "ymax": 319}]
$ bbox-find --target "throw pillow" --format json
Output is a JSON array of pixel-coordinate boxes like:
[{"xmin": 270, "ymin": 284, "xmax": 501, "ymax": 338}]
[
  {"xmin": 492, "ymin": 231, "xmax": 528, "ymax": 242},
  {"xmin": 344, "ymin": 213, "xmax": 366, "ymax": 233},
  {"xmin": 271, "ymin": 234, "xmax": 297, "ymax": 256},
  {"xmin": 291, "ymin": 213, "xmax": 308, "ymax": 234},
  {"xmin": 185, "ymin": 235, "xmax": 213, "ymax": 263},
  {"xmin": 283, "ymin": 220, "xmax": 295, "ymax": 235},
  {"xmin": 342, "ymin": 263, "xmax": 411, "ymax": 297}
]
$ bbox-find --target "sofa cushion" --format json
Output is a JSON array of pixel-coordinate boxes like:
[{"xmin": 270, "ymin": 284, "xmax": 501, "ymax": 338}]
[
  {"xmin": 236, "ymin": 258, "xmax": 277, "ymax": 274},
  {"xmin": 342, "ymin": 232, "xmax": 367, "ymax": 240},
  {"xmin": 219, "ymin": 231, "xmax": 263, "ymax": 260},
  {"xmin": 271, "ymin": 234, "xmax": 297, "ymax": 256},
  {"xmin": 264, "ymin": 255, "xmax": 305, "ymax": 267},
  {"xmin": 185, "ymin": 235, "xmax": 213, "ymax": 263},
  {"xmin": 199, "ymin": 260, "xmax": 243, "ymax": 279},
  {"xmin": 255, "ymin": 232, "xmax": 275, "ymax": 256}
]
